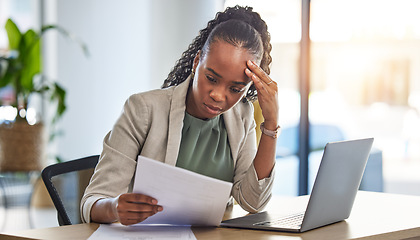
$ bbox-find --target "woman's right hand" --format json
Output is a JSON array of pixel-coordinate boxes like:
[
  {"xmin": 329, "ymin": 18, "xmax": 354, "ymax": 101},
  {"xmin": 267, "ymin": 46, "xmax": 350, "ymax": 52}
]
[{"xmin": 110, "ymin": 193, "xmax": 163, "ymax": 225}]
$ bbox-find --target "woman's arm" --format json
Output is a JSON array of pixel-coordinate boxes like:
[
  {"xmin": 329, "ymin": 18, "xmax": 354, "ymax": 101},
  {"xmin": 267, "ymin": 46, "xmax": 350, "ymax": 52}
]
[
  {"xmin": 81, "ymin": 94, "xmax": 152, "ymax": 223},
  {"xmin": 245, "ymin": 60, "xmax": 279, "ymax": 180}
]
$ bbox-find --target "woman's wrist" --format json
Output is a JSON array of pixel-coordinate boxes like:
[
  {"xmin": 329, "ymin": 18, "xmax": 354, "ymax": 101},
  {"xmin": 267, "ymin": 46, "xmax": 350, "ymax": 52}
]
[
  {"xmin": 109, "ymin": 197, "xmax": 119, "ymax": 222},
  {"xmin": 91, "ymin": 198, "xmax": 119, "ymax": 223},
  {"xmin": 261, "ymin": 120, "xmax": 278, "ymax": 130},
  {"xmin": 260, "ymin": 121, "xmax": 281, "ymax": 139}
]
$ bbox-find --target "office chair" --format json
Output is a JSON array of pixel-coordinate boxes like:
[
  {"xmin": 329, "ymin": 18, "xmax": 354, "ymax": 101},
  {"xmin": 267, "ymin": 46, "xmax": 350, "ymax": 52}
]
[{"xmin": 41, "ymin": 155, "xmax": 99, "ymax": 226}]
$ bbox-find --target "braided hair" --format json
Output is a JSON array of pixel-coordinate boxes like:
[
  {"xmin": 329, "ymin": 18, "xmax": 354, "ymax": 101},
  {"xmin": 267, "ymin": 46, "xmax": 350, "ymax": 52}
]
[{"xmin": 162, "ymin": 5, "xmax": 272, "ymax": 102}]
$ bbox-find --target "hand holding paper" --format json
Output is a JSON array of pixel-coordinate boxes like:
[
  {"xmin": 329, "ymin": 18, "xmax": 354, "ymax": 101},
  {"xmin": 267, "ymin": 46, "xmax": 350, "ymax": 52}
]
[
  {"xmin": 113, "ymin": 192, "xmax": 163, "ymax": 225},
  {"xmin": 133, "ymin": 156, "xmax": 233, "ymax": 226}
]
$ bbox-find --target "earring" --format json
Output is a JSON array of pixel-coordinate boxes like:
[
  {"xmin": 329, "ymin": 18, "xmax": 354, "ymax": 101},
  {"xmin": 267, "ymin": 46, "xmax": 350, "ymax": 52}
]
[{"xmin": 191, "ymin": 69, "xmax": 195, "ymax": 79}]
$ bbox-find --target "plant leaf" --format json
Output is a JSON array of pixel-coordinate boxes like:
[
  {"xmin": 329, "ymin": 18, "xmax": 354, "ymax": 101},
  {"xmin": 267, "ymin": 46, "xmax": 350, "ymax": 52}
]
[
  {"xmin": 0, "ymin": 57, "xmax": 16, "ymax": 88},
  {"xmin": 0, "ymin": 70, "xmax": 14, "ymax": 88},
  {"xmin": 51, "ymin": 82, "xmax": 67, "ymax": 123},
  {"xmin": 55, "ymin": 156, "xmax": 64, "ymax": 163},
  {"xmin": 20, "ymin": 29, "xmax": 41, "ymax": 92},
  {"xmin": 5, "ymin": 19, "xmax": 22, "ymax": 50}
]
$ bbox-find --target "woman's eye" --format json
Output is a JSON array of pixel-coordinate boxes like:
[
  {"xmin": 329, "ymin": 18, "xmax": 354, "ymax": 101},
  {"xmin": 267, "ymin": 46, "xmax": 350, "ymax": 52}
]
[
  {"xmin": 206, "ymin": 75, "xmax": 216, "ymax": 83},
  {"xmin": 231, "ymin": 88, "xmax": 242, "ymax": 93}
]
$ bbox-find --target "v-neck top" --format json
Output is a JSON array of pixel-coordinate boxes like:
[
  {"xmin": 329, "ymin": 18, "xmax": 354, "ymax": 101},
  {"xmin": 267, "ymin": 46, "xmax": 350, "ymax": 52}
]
[{"xmin": 176, "ymin": 112, "xmax": 234, "ymax": 182}]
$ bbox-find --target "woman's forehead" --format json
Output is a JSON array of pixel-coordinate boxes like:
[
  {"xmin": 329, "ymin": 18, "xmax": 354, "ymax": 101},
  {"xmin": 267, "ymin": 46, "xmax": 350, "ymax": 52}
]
[{"xmin": 201, "ymin": 42, "xmax": 253, "ymax": 84}]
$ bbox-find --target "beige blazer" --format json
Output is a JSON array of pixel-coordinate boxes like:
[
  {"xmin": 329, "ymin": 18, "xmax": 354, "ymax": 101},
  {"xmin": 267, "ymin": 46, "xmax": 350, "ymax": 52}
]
[{"xmin": 81, "ymin": 76, "xmax": 274, "ymax": 223}]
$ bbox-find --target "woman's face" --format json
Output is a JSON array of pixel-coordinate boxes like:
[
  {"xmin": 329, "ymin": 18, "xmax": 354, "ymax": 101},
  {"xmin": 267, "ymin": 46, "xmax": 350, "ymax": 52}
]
[{"xmin": 186, "ymin": 41, "xmax": 255, "ymax": 120}]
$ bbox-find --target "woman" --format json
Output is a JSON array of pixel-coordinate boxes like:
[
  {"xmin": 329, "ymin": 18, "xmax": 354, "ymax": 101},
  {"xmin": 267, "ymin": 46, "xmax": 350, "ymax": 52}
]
[{"xmin": 81, "ymin": 5, "xmax": 279, "ymax": 226}]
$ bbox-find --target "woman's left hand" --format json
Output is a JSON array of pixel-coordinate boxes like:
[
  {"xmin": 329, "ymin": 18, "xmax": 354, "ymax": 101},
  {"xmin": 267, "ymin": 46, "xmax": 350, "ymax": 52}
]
[{"xmin": 245, "ymin": 60, "xmax": 279, "ymax": 129}]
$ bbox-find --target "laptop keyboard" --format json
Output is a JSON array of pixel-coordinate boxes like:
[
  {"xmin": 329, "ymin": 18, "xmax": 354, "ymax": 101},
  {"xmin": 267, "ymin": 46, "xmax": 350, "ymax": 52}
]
[{"xmin": 254, "ymin": 212, "xmax": 305, "ymax": 229}]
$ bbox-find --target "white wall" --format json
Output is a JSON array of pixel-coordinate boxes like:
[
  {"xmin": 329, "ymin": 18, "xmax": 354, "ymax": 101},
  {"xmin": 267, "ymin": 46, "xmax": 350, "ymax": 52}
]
[
  {"xmin": 148, "ymin": 0, "xmax": 225, "ymax": 89},
  {"xmin": 47, "ymin": 0, "xmax": 224, "ymax": 161}
]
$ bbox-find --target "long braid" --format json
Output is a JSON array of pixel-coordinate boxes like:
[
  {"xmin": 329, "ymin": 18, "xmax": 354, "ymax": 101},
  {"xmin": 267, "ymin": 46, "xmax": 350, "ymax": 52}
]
[{"xmin": 162, "ymin": 5, "xmax": 272, "ymax": 102}]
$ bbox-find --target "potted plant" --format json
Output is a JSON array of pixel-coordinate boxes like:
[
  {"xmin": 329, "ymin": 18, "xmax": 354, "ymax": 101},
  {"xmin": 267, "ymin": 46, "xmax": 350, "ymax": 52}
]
[{"xmin": 0, "ymin": 18, "xmax": 88, "ymax": 171}]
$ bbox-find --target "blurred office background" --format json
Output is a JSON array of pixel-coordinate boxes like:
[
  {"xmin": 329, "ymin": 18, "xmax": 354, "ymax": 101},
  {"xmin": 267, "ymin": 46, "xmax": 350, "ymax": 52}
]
[{"xmin": 0, "ymin": 0, "xmax": 419, "ymax": 232}]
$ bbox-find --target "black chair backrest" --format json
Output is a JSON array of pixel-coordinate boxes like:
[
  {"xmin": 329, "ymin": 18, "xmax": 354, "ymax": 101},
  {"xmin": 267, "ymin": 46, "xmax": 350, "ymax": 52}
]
[{"xmin": 41, "ymin": 155, "xmax": 99, "ymax": 225}]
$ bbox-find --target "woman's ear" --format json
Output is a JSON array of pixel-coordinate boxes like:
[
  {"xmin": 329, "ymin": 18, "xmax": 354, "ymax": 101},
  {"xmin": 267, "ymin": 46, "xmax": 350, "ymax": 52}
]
[{"xmin": 193, "ymin": 50, "xmax": 201, "ymax": 71}]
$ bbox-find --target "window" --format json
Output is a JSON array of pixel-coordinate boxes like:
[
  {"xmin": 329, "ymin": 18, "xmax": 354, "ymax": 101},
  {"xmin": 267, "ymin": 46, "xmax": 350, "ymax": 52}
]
[
  {"xmin": 311, "ymin": 0, "xmax": 420, "ymax": 195},
  {"xmin": 226, "ymin": 0, "xmax": 420, "ymax": 196},
  {"xmin": 0, "ymin": 0, "xmax": 40, "ymax": 121}
]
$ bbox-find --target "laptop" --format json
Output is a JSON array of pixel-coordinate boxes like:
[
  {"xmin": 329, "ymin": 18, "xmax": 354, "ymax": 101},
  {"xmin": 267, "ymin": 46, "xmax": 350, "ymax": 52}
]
[{"xmin": 220, "ymin": 138, "xmax": 374, "ymax": 233}]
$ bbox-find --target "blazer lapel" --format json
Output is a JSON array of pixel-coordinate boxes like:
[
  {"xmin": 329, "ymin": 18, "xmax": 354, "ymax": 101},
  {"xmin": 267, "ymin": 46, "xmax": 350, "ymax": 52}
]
[
  {"xmin": 223, "ymin": 107, "xmax": 242, "ymax": 168},
  {"xmin": 223, "ymin": 100, "xmax": 257, "ymax": 168},
  {"xmin": 164, "ymin": 76, "xmax": 191, "ymax": 166}
]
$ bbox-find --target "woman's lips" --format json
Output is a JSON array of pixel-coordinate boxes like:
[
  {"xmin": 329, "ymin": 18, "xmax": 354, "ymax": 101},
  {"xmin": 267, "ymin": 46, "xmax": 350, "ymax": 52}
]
[{"xmin": 204, "ymin": 104, "xmax": 222, "ymax": 115}]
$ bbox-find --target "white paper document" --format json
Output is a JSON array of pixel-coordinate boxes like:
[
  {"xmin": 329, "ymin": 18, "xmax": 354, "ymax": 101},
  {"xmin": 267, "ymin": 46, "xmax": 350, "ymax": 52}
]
[
  {"xmin": 132, "ymin": 156, "xmax": 233, "ymax": 226},
  {"xmin": 88, "ymin": 223, "xmax": 197, "ymax": 240}
]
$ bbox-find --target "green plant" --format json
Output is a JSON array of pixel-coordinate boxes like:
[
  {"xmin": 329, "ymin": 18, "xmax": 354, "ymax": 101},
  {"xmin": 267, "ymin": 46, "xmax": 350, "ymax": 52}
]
[
  {"xmin": 0, "ymin": 18, "xmax": 88, "ymax": 123},
  {"xmin": 0, "ymin": 18, "xmax": 88, "ymax": 164}
]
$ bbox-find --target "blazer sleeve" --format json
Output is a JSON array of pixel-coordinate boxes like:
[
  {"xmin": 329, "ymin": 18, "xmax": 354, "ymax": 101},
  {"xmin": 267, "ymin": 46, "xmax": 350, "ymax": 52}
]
[
  {"xmin": 80, "ymin": 94, "xmax": 150, "ymax": 223},
  {"xmin": 230, "ymin": 104, "xmax": 275, "ymax": 213}
]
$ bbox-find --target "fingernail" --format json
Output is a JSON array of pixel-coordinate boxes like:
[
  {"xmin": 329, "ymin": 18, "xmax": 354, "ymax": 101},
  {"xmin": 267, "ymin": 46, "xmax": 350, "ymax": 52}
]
[
  {"xmin": 158, "ymin": 206, "xmax": 163, "ymax": 211},
  {"xmin": 245, "ymin": 68, "xmax": 251, "ymax": 74},
  {"xmin": 151, "ymin": 199, "xmax": 158, "ymax": 205},
  {"xmin": 248, "ymin": 60, "xmax": 254, "ymax": 66}
]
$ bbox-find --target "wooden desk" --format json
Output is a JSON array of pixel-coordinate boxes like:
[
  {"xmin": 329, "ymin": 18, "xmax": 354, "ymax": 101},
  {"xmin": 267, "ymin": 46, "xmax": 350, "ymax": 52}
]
[{"xmin": 2, "ymin": 191, "xmax": 420, "ymax": 240}]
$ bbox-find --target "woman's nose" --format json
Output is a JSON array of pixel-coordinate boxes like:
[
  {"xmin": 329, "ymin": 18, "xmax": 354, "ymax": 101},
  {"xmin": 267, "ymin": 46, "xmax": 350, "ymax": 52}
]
[{"xmin": 210, "ymin": 88, "xmax": 225, "ymax": 102}]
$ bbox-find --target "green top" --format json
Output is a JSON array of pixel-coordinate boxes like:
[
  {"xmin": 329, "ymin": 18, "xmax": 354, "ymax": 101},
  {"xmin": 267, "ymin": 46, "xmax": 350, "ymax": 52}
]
[{"xmin": 176, "ymin": 112, "xmax": 234, "ymax": 182}]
